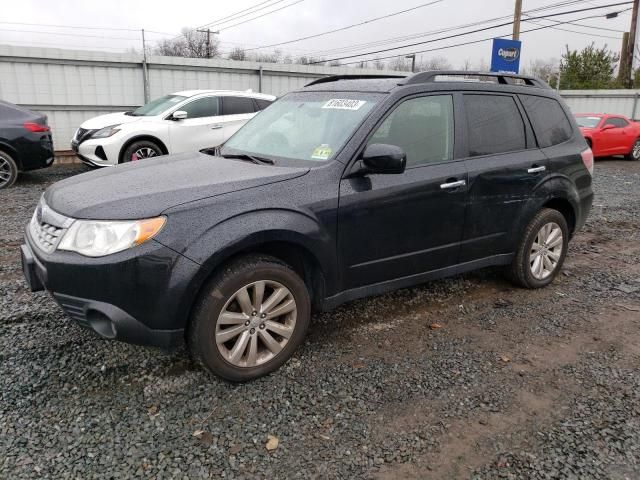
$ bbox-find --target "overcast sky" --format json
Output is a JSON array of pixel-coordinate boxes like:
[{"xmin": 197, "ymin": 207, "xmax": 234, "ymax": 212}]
[{"xmin": 0, "ymin": 0, "xmax": 633, "ymax": 69}]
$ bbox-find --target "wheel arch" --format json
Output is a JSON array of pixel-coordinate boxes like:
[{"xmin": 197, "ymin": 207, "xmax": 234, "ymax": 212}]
[
  {"xmin": 118, "ymin": 135, "xmax": 169, "ymax": 164},
  {"xmin": 0, "ymin": 141, "xmax": 21, "ymax": 169},
  {"xmin": 542, "ymin": 197, "xmax": 576, "ymax": 234}
]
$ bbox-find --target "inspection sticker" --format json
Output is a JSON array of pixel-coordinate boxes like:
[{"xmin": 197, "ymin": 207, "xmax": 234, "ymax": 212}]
[
  {"xmin": 311, "ymin": 144, "xmax": 333, "ymax": 160},
  {"xmin": 322, "ymin": 99, "xmax": 366, "ymax": 110}
]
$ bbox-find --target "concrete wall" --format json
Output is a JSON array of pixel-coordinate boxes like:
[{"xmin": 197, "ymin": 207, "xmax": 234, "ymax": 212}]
[
  {"xmin": 0, "ymin": 45, "xmax": 397, "ymax": 151},
  {"xmin": 560, "ymin": 90, "xmax": 640, "ymax": 119}
]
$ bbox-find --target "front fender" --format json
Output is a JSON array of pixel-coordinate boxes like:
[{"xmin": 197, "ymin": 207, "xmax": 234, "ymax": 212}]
[{"xmin": 173, "ymin": 207, "xmax": 338, "ymax": 294}]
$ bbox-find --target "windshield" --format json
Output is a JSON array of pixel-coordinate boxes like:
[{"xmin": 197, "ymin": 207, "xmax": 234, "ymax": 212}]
[
  {"xmin": 575, "ymin": 115, "xmax": 602, "ymax": 128},
  {"xmin": 129, "ymin": 95, "xmax": 187, "ymax": 116},
  {"xmin": 221, "ymin": 92, "xmax": 382, "ymax": 162}
]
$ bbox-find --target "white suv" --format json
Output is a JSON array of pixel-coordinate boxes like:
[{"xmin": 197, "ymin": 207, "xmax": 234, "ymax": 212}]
[{"xmin": 71, "ymin": 90, "xmax": 276, "ymax": 166}]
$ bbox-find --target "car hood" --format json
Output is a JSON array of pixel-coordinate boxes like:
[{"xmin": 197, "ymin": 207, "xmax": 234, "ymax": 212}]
[
  {"xmin": 80, "ymin": 112, "xmax": 146, "ymax": 129},
  {"xmin": 45, "ymin": 153, "xmax": 310, "ymax": 220}
]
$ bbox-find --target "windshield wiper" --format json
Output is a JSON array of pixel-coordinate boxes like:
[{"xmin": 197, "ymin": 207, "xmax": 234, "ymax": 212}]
[{"xmin": 220, "ymin": 153, "xmax": 275, "ymax": 165}]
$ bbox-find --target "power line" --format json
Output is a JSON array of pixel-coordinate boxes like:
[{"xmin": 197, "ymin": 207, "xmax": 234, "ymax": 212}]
[
  {"xmin": 335, "ymin": 9, "xmax": 631, "ymax": 66},
  {"xmin": 216, "ymin": 0, "xmax": 307, "ymax": 31},
  {"xmin": 524, "ymin": 18, "xmax": 622, "ymax": 39},
  {"xmin": 248, "ymin": 0, "xmax": 604, "ymax": 58},
  {"xmin": 309, "ymin": 1, "xmax": 633, "ymax": 64},
  {"xmin": 243, "ymin": 0, "xmax": 589, "ymax": 55},
  {"xmin": 198, "ymin": 0, "xmax": 288, "ymax": 29},
  {"xmin": 0, "ymin": 28, "xmax": 147, "ymax": 41},
  {"xmin": 243, "ymin": 0, "xmax": 444, "ymax": 52}
]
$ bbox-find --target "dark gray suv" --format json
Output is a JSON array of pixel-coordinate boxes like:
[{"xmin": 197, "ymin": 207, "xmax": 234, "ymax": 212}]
[{"xmin": 22, "ymin": 71, "xmax": 593, "ymax": 381}]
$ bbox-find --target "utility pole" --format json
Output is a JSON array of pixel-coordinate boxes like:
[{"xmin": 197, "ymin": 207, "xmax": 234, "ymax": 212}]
[
  {"xmin": 626, "ymin": 0, "xmax": 639, "ymax": 87},
  {"xmin": 619, "ymin": 31, "xmax": 630, "ymax": 86},
  {"xmin": 405, "ymin": 54, "xmax": 416, "ymax": 73},
  {"xmin": 197, "ymin": 28, "xmax": 219, "ymax": 59},
  {"xmin": 513, "ymin": 0, "xmax": 523, "ymax": 40},
  {"xmin": 141, "ymin": 29, "xmax": 150, "ymax": 103}
]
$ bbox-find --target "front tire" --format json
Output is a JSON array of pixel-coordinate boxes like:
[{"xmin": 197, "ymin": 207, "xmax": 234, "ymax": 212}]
[
  {"xmin": 0, "ymin": 151, "xmax": 18, "ymax": 189},
  {"xmin": 188, "ymin": 255, "xmax": 311, "ymax": 382},
  {"xmin": 121, "ymin": 140, "xmax": 163, "ymax": 163},
  {"xmin": 508, "ymin": 208, "xmax": 569, "ymax": 289},
  {"xmin": 626, "ymin": 139, "xmax": 640, "ymax": 161}
]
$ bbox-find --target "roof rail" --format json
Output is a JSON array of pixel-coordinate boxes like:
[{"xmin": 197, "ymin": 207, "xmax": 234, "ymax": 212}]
[
  {"xmin": 305, "ymin": 74, "xmax": 408, "ymax": 87},
  {"xmin": 400, "ymin": 71, "xmax": 550, "ymax": 89}
]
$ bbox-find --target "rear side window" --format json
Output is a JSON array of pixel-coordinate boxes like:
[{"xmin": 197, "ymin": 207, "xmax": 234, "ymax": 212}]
[
  {"xmin": 520, "ymin": 95, "xmax": 573, "ymax": 148},
  {"xmin": 222, "ymin": 96, "xmax": 256, "ymax": 115},
  {"xmin": 255, "ymin": 98, "xmax": 274, "ymax": 110},
  {"xmin": 181, "ymin": 96, "xmax": 219, "ymax": 119},
  {"xmin": 464, "ymin": 94, "xmax": 526, "ymax": 156},
  {"xmin": 603, "ymin": 117, "xmax": 629, "ymax": 128},
  {"xmin": 369, "ymin": 95, "xmax": 454, "ymax": 167}
]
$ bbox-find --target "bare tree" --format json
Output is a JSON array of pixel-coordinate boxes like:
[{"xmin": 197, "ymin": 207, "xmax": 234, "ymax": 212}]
[
  {"xmin": 460, "ymin": 58, "xmax": 473, "ymax": 71},
  {"xmin": 388, "ymin": 56, "xmax": 413, "ymax": 72},
  {"xmin": 418, "ymin": 56, "xmax": 452, "ymax": 71},
  {"xmin": 154, "ymin": 28, "xmax": 220, "ymax": 59},
  {"xmin": 228, "ymin": 47, "xmax": 247, "ymax": 61},
  {"xmin": 372, "ymin": 58, "xmax": 386, "ymax": 70}
]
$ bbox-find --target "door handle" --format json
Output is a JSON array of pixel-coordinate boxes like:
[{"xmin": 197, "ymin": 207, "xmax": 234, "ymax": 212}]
[
  {"xmin": 440, "ymin": 179, "xmax": 466, "ymax": 190},
  {"xmin": 527, "ymin": 166, "xmax": 546, "ymax": 174},
  {"xmin": 210, "ymin": 124, "xmax": 223, "ymax": 130}
]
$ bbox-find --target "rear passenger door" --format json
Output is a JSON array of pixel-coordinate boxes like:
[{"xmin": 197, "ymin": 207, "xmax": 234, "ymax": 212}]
[
  {"xmin": 220, "ymin": 96, "xmax": 257, "ymax": 140},
  {"xmin": 459, "ymin": 93, "xmax": 548, "ymax": 262},
  {"xmin": 338, "ymin": 94, "xmax": 468, "ymax": 289}
]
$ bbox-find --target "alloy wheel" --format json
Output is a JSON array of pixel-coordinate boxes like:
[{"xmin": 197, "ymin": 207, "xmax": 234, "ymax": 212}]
[
  {"xmin": 215, "ymin": 280, "xmax": 297, "ymax": 368},
  {"xmin": 0, "ymin": 156, "xmax": 13, "ymax": 187},
  {"xmin": 529, "ymin": 222, "xmax": 563, "ymax": 280},
  {"xmin": 131, "ymin": 147, "xmax": 157, "ymax": 161},
  {"xmin": 633, "ymin": 141, "xmax": 640, "ymax": 160}
]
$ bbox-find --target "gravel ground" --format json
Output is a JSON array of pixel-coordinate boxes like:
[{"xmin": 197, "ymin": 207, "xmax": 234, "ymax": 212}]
[{"xmin": 1, "ymin": 160, "xmax": 639, "ymax": 479}]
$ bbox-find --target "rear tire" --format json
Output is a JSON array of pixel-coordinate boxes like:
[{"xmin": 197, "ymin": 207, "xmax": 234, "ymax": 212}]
[
  {"xmin": 507, "ymin": 208, "xmax": 569, "ymax": 289},
  {"xmin": 626, "ymin": 139, "xmax": 640, "ymax": 161},
  {"xmin": 121, "ymin": 140, "xmax": 163, "ymax": 163},
  {"xmin": 188, "ymin": 254, "xmax": 311, "ymax": 382},
  {"xmin": 0, "ymin": 151, "xmax": 18, "ymax": 189}
]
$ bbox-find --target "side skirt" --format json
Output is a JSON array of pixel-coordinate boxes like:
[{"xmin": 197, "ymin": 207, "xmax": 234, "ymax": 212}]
[{"xmin": 321, "ymin": 253, "xmax": 514, "ymax": 311}]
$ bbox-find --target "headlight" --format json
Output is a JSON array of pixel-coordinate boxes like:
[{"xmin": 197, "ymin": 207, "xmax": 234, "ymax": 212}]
[
  {"xmin": 58, "ymin": 217, "xmax": 166, "ymax": 257},
  {"xmin": 91, "ymin": 125, "xmax": 121, "ymax": 139}
]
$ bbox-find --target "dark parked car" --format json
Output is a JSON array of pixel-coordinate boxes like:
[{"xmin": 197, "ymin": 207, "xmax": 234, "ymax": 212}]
[
  {"xmin": 0, "ymin": 100, "xmax": 54, "ymax": 189},
  {"xmin": 21, "ymin": 71, "xmax": 593, "ymax": 381}
]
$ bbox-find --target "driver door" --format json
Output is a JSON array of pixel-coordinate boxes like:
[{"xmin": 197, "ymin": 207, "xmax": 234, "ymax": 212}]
[
  {"xmin": 168, "ymin": 96, "xmax": 225, "ymax": 153},
  {"xmin": 337, "ymin": 94, "xmax": 468, "ymax": 290}
]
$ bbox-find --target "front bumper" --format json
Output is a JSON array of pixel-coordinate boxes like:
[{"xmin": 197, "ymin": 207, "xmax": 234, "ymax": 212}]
[
  {"xmin": 21, "ymin": 234, "xmax": 201, "ymax": 348},
  {"xmin": 71, "ymin": 137, "xmax": 120, "ymax": 167}
]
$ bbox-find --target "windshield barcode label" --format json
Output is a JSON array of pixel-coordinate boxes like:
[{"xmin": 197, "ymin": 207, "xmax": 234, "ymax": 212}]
[{"xmin": 322, "ymin": 99, "xmax": 366, "ymax": 110}]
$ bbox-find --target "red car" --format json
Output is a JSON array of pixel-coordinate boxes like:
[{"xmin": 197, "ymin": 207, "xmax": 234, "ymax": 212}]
[{"xmin": 575, "ymin": 113, "xmax": 640, "ymax": 160}]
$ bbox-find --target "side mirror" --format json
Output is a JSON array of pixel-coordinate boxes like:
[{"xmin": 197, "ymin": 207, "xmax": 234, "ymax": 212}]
[
  {"xmin": 360, "ymin": 143, "xmax": 406, "ymax": 174},
  {"xmin": 601, "ymin": 124, "xmax": 615, "ymax": 131},
  {"xmin": 171, "ymin": 110, "xmax": 188, "ymax": 120}
]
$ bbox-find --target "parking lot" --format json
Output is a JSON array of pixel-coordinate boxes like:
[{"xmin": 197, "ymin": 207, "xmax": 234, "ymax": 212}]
[{"xmin": 0, "ymin": 159, "xmax": 639, "ymax": 479}]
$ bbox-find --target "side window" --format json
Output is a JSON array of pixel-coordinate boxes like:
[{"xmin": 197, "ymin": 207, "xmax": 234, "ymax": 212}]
[
  {"xmin": 368, "ymin": 95, "xmax": 454, "ymax": 167},
  {"xmin": 603, "ymin": 117, "xmax": 629, "ymax": 128},
  {"xmin": 222, "ymin": 96, "xmax": 256, "ymax": 115},
  {"xmin": 520, "ymin": 95, "xmax": 573, "ymax": 147},
  {"xmin": 464, "ymin": 94, "xmax": 526, "ymax": 156},
  {"xmin": 180, "ymin": 96, "xmax": 219, "ymax": 119},
  {"xmin": 255, "ymin": 98, "xmax": 274, "ymax": 110}
]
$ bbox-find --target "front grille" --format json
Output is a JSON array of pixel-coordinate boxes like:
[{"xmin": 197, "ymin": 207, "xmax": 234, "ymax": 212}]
[
  {"xmin": 29, "ymin": 215, "xmax": 64, "ymax": 253},
  {"xmin": 74, "ymin": 127, "xmax": 96, "ymax": 143},
  {"xmin": 28, "ymin": 199, "xmax": 73, "ymax": 254}
]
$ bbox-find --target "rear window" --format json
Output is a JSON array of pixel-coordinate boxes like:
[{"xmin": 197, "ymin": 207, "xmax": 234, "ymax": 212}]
[
  {"xmin": 520, "ymin": 95, "xmax": 573, "ymax": 148},
  {"xmin": 464, "ymin": 94, "xmax": 526, "ymax": 156},
  {"xmin": 222, "ymin": 96, "xmax": 256, "ymax": 115},
  {"xmin": 255, "ymin": 98, "xmax": 274, "ymax": 110}
]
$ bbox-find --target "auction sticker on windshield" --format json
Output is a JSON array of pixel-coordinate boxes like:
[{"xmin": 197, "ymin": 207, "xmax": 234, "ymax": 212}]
[
  {"xmin": 322, "ymin": 99, "xmax": 366, "ymax": 110},
  {"xmin": 311, "ymin": 144, "xmax": 333, "ymax": 160}
]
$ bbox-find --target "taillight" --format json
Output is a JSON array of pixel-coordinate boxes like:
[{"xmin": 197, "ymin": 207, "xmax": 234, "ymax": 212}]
[
  {"xmin": 23, "ymin": 122, "xmax": 50, "ymax": 133},
  {"xmin": 581, "ymin": 148, "xmax": 594, "ymax": 176}
]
